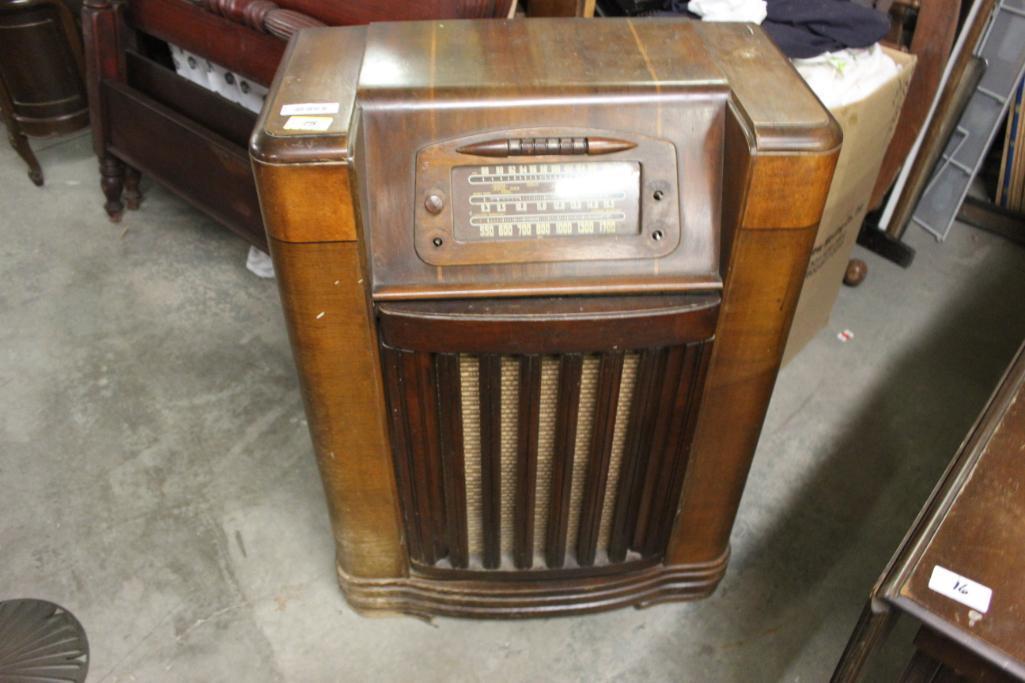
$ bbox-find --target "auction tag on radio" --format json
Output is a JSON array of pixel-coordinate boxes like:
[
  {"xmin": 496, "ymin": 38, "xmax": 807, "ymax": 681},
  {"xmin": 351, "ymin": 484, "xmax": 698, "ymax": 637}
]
[
  {"xmin": 283, "ymin": 116, "xmax": 333, "ymax": 132},
  {"xmin": 928, "ymin": 565, "xmax": 992, "ymax": 613},
  {"xmin": 280, "ymin": 102, "xmax": 339, "ymax": 116}
]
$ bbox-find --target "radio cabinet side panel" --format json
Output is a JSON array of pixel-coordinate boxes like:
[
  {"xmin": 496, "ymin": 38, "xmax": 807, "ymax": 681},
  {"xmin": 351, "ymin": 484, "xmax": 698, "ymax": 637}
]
[
  {"xmin": 256, "ymin": 160, "xmax": 406, "ymax": 580},
  {"xmin": 666, "ymin": 103, "xmax": 840, "ymax": 568}
]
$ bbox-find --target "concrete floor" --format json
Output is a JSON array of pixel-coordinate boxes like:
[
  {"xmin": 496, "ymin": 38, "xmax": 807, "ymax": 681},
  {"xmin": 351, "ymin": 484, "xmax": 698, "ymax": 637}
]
[{"xmin": 2, "ymin": 129, "xmax": 1025, "ymax": 683}]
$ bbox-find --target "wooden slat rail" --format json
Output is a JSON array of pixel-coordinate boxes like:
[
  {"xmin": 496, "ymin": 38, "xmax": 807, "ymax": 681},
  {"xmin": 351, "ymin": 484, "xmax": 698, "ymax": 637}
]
[
  {"xmin": 377, "ymin": 295, "xmax": 721, "ymax": 354},
  {"xmin": 380, "ymin": 349, "xmax": 425, "ymax": 563},
  {"xmin": 545, "ymin": 355, "xmax": 583, "ymax": 568},
  {"xmin": 478, "ymin": 354, "xmax": 503, "ymax": 569},
  {"xmin": 576, "ymin": 352, "xmax": 624, "ymax": 567},
  {"xmin": 102, "ymin": 79, "xmax": 266, "ymax": 248},
  {"xmin": 436, "ymin": 353, "xmax": 468, "ymax": 568},
  {"xmin": 514, "ymin": 355, "xmax": 542, "ymax": 569},
  {"xmin": 124, "ymin": 50, "xmax": 256, "ymax": 149},
  {"xmin": 607, "ymin": 349, "xmax": 662, "ymax": 563},
  {"xmin": 128, "ymin": 0, "xmax": 284, "ymax": 86}
]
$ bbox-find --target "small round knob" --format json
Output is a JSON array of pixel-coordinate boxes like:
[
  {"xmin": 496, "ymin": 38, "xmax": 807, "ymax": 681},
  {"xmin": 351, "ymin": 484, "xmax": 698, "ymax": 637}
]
[
  {"xmin": 424, "ymin": 193, "xmax": 445, "ymax": 215},
  {"xmin": 844, "ymin": 258, "xmax": 868, "ymax": 287}
]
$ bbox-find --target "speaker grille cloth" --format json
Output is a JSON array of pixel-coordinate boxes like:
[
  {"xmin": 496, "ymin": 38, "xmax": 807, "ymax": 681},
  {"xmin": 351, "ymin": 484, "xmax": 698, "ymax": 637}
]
[
  {"xmin": 533, "ymin": 357, "xmax": 559, "ymax": 558},
  {"xmin": 460, "ymin": 356, "xmax": 482, "ymax": 557},
  {"xmin": 457, "ymin": 352, "xmax": 636, "ymax": 568},
  {"xmin": 499, "ymin": 357, "xmax": 519, "ymax": 560}
]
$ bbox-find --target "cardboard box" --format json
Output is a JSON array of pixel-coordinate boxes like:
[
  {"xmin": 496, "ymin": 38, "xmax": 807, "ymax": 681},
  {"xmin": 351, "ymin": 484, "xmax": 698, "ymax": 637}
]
[{"xmin": 783, "ymin": 48, "xmax": 916, "ymax": 364}]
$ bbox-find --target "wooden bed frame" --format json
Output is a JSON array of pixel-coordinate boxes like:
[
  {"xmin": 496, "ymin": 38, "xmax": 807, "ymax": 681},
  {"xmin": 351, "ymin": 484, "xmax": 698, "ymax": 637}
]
[{"xmin": 81, "ymin": 0, "xmax": 525, "ymax": 249}]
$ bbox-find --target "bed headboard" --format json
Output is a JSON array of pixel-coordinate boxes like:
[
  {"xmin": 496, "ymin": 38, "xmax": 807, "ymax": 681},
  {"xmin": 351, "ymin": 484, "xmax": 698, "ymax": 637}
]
[{"xmin": 116, "ymin": 0, "xmax": 515, "ymax": 87}]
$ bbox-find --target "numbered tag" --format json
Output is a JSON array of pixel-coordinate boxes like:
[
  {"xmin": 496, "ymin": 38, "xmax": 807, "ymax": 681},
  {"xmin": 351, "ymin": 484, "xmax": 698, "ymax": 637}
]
[
  {"xmin": 283, "ymin": 116, "xmax": 333, "ymax": 132},
  {"xmin": 280, "ymin": 102, "xmax": 339, "ymax": 116},
  {"xmin": 928, "ymin": 565, "xmax": 992, "ymax": 613}
]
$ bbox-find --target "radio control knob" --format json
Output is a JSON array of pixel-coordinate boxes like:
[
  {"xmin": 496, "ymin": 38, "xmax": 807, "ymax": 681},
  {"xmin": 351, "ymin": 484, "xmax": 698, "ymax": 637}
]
[{"xmin": 424, "ymin": 193, "xmax": 445, "ymax": 215}]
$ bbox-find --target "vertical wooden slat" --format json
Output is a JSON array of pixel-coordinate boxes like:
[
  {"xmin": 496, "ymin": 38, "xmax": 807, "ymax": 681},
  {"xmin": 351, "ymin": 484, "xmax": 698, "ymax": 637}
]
[
  {"xmin": 545, "ymin": 354, "xmax": 583, "ymax": 568},
  {"xmin": 514, "ymin": 355, "xmax": 542, "ymax": 569},
  {"xmin": 415, "ymin": 351, "xmax": 448, "ymax": 559},
  {"xmin": 436, "ymin": 353, "xmax": 468, "ymax": 568},
  {"xmin": 632, "ymin": 345, "xmax": 686, "ymax": 554},
  {"xmin": 478, "ymin": 354, "xmax": 503, "ymax": 569},
  {"xmin": 640, "ymin": 346, "xmax": 700, "ymax": 555},
  {"xmin": 576, "ymin": 352, "xmax": 624, "ymax": 566},
  {"xmin": 401, "ymin": 351, "xmax": 440, "ymax": 564},
  {"xmin": 647, "ymin": 342, "xmax": 713, "ymax": 555},
  {"xmin": 608, "ymin": 349, "xmax": 663, "ymax": 562},
  {"xmin": 380, "ymin": 348, "xmax": 425, "ymax": 563}
]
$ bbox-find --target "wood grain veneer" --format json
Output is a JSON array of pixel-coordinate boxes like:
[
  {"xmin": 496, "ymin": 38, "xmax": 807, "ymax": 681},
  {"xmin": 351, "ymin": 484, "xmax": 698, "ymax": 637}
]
[{"xmin": 252, "ymin": 19, "xmax": 840, "ymax": 618}]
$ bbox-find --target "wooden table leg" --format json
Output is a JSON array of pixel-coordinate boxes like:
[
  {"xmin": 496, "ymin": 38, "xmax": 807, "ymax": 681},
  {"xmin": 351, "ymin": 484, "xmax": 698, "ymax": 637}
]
[
  {"xmin": 833, "ymin": 601, "xmax": 899, "ymax": 683},
  {"xmin": 124, "ymin": 164, "xmax": 142, "ymax": 210},
  {"xmin": 100, "ymin": 154, "xmax": 124, "ymax": 222}
]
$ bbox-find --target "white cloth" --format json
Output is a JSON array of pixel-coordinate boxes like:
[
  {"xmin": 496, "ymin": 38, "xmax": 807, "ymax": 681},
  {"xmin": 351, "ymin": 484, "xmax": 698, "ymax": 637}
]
[
  {"xmin": 792, "ymin": 44, "xmax": 899, "ymax": 109},
  {"xmin": 245, "ymin": 246, "xmax": 276, "ymax": 279},
  {"xmin": 235, "ymin": 77, "xmax": 269, "ymax": 114},
  {"xmin": 169, "ymin": 46, "xmax": 210, "ymax": 89},
  {"xmin": 204, "ymin": 61, "xmax": 243, "ymax": 106},
  {"xmin": 687, "ymin": 0, "xmax": 767, "ymax": 24},
  {"xmin": 169, "ymin": 43, "xmax": 268, "ymax": 115}
]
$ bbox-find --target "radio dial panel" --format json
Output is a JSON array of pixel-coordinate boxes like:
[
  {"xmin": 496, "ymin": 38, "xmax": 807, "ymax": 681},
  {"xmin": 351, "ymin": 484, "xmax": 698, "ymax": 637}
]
[{"xmin": 414, "ymin": 129, "xmax": 681, "ymax": 267}]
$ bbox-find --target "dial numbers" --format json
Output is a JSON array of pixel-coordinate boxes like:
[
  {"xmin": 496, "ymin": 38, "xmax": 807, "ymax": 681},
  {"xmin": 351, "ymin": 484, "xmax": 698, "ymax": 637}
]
[{"xmin": 451, "ymin": 162, "xmax": 641, "ymax": 242}]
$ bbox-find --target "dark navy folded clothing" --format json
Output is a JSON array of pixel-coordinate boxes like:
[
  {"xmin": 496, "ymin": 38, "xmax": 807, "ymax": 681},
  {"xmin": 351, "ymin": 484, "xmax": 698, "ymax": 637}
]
[
  {"xmin": 665, "ymin": 0, "xmax": 890, "ymax": 58},
  {"xmin": 764, "ymin": 0, "xmax": 890, "ymax": 57}
]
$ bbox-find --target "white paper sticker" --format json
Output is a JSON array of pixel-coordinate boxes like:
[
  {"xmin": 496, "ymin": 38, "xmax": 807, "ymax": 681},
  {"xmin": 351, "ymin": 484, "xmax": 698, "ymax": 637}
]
[
  {"xmin": 280, "ymin": 102, "xmax": 339, "ymax": 116},
  {"xmin": 283, "ymin": 116, "xmax": 333, "ymax": 132},
  {"xmin": 928, "ymin": 565, "xmax": 992, "ymax": 614}
]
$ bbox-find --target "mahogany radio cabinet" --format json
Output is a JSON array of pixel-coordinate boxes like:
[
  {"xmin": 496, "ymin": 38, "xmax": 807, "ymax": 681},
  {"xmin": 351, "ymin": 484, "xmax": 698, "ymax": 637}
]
[{"xmin": 251, "ymin": 19, "xmax": 841, "ymax": 618}]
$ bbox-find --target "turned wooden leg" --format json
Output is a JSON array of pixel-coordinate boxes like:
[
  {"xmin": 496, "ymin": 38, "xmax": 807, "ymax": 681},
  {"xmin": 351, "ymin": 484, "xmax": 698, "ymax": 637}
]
[
  {"xmin": 123, "ymin": 165, "xmax": 142, "ymax": 210},
  {"xmin": 7, "ymin": 126, "xmax": 43, "ymax": 186},
  {"xmin": 100, "ymin": 154, "xmax": 124, "ymax": 222}
]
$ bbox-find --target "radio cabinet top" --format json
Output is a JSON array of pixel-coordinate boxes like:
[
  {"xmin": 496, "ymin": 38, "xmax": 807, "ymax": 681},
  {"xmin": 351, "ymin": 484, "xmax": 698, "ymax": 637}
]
[{"xmin": 252, "ymin": 19, "xmax": 840, "ymax": 300}]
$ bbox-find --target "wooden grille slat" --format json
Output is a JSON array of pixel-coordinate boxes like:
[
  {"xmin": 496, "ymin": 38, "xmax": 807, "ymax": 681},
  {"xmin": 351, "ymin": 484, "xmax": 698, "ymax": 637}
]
[
  {"xmin": 532, "ymin": 356, "xmax": 559, "ymax": 562},
  {"xmin": 403, "ymin": 351, "xmax": 444, "ymax": 563},
  {"xmin": 633, "ymin": 346, "xmax": 686, "ymax": 552},
  {"xmin": 478, "ymin": 354, "xmax": 503, "ymax": 569},
  {"xmin": 514, "ymin": 355, "xmax": 542, "ymax": 569},
  {"xmin": 640, "ymin": 346, "xmax": 699, "ymax": 556},
  {"xmin": 565, "ymin": 356, "xmax": 599, "ymax": 564},
  {"xmin": 436, "ymin": 353, "xmax": 468, "ymax": 568},
  {"xmin": 576, "ymin": 352, "xmax": 625, "ymax": 567},
  {"xmin": 608, "ymin": 349, "xmax": 664, "ymax": 562},
  {"xmin": 598, "ymin": 353, "xmax": 638, "ymax": 555},
  {"xmin": 545, "ymin": 354, "xmax": 583, "ymax": 569},
  {"xmin": 648, "ymin": 344, "xmax": 714, "ymax": 554},
  {"xmin": 380, "ymin": 348, "xmax": 425, "ymax": 563},
  {"xmin": 417, "ymin": 351, "xmax": 450, "ymax": 559}
]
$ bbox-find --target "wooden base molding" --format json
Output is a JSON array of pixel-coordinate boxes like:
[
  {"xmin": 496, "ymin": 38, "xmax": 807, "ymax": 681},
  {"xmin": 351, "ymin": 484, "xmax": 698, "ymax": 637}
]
[{"xmin": 336, "ymin": 549, "xmax": 730, "ymax": 619}]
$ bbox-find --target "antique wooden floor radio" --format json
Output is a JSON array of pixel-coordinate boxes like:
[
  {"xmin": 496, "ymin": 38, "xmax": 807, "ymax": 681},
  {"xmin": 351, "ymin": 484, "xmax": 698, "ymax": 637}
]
[{"xmin": 252, "ymin": 19, "xmax": 840, "ymax": 618}]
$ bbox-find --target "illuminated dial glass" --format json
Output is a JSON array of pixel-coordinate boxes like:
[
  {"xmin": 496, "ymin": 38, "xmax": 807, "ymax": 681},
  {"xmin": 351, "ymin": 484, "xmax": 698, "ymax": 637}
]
[{"xmin": 451, "ymin": 162, "xmax": 641, "ymax": 242}]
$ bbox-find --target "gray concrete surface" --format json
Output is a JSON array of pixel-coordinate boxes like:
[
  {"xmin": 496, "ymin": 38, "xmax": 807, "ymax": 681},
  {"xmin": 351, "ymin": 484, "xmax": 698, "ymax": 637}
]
[{"xmin": 1, "ymin": 129, "xmax": 1024, "ymax": 683}]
